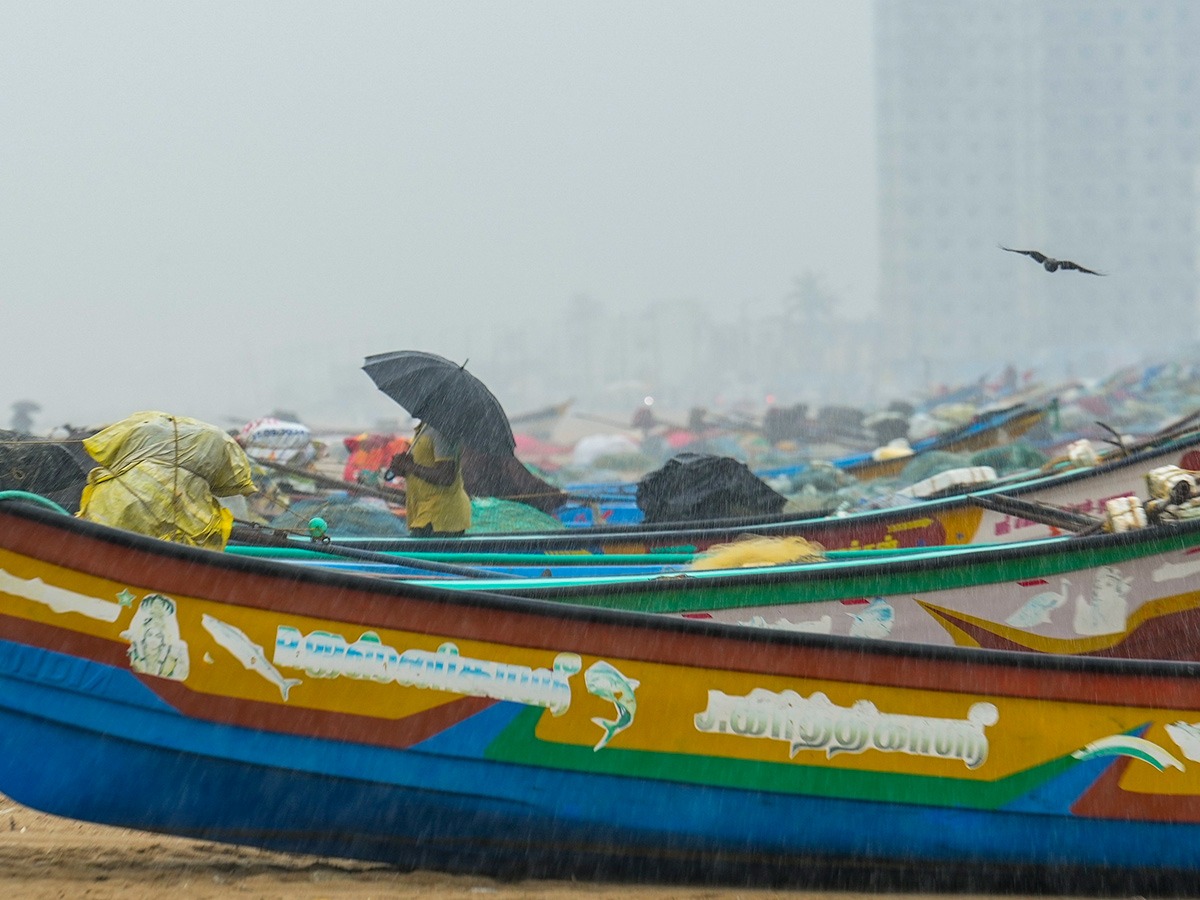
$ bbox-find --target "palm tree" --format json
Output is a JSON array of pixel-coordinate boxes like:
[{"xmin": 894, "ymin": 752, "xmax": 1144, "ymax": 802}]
[{"xmin": 785, "ymin": 272, "xmax": 836, "ymax": 325}]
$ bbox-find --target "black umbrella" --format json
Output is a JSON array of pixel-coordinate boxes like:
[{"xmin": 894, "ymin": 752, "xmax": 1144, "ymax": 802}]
[{"xmin": 362, "ymin": 350, "xmax": 516, "ymax": 455}]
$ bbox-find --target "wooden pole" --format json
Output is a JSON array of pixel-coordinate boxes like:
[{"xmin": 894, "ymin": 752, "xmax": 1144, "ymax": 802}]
[{"xmin": 252, "ymin": 457, "xmax": 406, "ymax": 504}]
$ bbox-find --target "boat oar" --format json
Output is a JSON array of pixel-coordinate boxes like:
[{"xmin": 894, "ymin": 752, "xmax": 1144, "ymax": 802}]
[
  {"xmin": 229, "ymin": 523, "xmax": 516, "ymax": 579},
  {"xmin": 965, "ymin": 492, "xmax": 1103, "ymax": 535}
]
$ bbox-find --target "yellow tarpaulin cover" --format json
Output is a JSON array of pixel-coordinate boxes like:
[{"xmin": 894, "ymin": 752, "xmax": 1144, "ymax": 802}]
[{"xmin": 78, "ymin": 411, "xmax": 256, "ymax": 550}]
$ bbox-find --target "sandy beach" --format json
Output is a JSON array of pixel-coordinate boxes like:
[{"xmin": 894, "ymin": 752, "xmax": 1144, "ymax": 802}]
[
  {"xmin": 0, "ymin": 793, "xmax": 1097, "ymax": 900},
  {"xmin": 0, "ymin": 793, "xmax": 835, "ymax": 900}
]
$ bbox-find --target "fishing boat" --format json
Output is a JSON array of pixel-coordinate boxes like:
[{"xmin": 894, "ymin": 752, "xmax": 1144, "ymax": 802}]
[
  {"xmin": 301, "ymin": 425, "xmax": 1200, "ymax": 556},
  {"xmin": 313, "ymin": 512, "xmax": 1200, "ymax": 663},
  {"xmin": 508, "ymin": 399, "xmax": 572, "ymax": 442},
  {"xmin": 553, "ymin": 402, "xmax": 1053, "ymax": 526},
  {"xmin": 765, "ymin": 400, "xmax": 1051, "ymax": 483},
  {"xmin": 7, "ymin": 500, "xmax": 1200, "ymax": 879}
]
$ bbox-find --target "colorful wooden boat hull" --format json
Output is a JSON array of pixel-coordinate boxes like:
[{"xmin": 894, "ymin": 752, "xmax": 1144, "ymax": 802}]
[
  {"xmin": 838, "ymin": 403, "xmax": 1050, "ymax": 482},
  {"xmin": 9, "ymin": 502, "xmax": 1200, "ymax": 875},
  {"xmin": 686, "ymin": 536, "xmax": 1200, "ymax": 659},
  {"xmin": 416, "ymin": 523, "xmax": 1200, "ymax": 663}
]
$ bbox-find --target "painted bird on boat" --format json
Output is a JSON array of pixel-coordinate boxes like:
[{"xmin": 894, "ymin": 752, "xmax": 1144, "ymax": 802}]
[{"xmin": 1000, "ymin": 246, "xmax": 1106, "ymax": 275}]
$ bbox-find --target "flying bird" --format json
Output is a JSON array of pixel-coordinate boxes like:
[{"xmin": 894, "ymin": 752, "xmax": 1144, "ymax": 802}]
[{"xmin": 1001, "ymin": 246, "xmax": 1106, "ymax": 275}]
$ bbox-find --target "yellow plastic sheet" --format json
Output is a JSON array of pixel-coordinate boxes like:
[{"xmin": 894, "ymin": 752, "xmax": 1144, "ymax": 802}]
[{"xmin": 78, "ymin": 411, "xmax": 256, "ymax": 550}]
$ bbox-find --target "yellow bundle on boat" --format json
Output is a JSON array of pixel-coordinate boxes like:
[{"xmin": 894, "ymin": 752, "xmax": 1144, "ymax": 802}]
[
  {"xmin": 78, "ymin": 411, "xmax": 256, "ymax": 550},
  {"xmin": 687, "ymin": 536, "xmax": 826, "ymax": 571}
]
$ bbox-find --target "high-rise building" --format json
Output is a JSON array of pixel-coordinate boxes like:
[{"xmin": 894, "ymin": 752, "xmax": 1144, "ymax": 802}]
[{"xmin": 875, "ymin": 1, "xmax": 1200, "ymax": 383}]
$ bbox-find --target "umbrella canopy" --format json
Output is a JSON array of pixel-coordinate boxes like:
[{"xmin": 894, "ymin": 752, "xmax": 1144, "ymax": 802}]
[{"xmin": 362, "ymin": 350, "xmax": 516, "ymax": 455}]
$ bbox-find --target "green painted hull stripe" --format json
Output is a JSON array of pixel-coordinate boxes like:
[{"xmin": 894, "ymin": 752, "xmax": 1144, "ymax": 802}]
[
  {"xmin": 433, "ymin": 529, "xmax": 1198, "ymax": 614},
  {"xmin": 229, "ymin": 545, "xmax": 1009, "ymax": 566},
  {"xmin": 484, "ymin": 707, "xmax": 1078, "ymax": 810}
]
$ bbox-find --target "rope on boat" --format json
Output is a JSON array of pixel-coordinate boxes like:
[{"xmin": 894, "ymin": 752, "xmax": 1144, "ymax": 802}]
[
  {"xmin": 0, "ymin": 439, "xmax": 87, "ymax": 444},
  {"xmin": 0, "ymin": 491, "xmax": 71, "ymax": 515},
  {"xmin": 229, "ymin": 522, "xmax": 518, "ymax": 579}
]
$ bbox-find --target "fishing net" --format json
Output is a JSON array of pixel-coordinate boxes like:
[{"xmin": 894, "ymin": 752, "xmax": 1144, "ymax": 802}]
[
  {"xmin": 784, "ymin": 462, "xmax": 857, "ymax": 495},
  {"xmin": 688, "ymin": 535, "xmax": 826, "ymax": 570},
  {"xmin": 468, "ymin": 497, "xmax": 566, "ymax": 533},
  {"xmin": 0, "ymin": 429, "xmax": 91, "ymax": 511},
  {"xmin": 897, "ymin": 451, "xmax": 973, "ymax": 486},
  {"xmin": 280, "ymin": 495, "xmax": 409, "ymax": 538},
  {"xmin": 273, "ymin": 495, "xmax": 564, "ymax": 537},
  {"xmin": 969, "ymin": 442, "xmax": 1047, "ymax": 476}
]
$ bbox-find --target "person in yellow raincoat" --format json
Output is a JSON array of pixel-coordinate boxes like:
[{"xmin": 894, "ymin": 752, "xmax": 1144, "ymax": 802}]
[{"xmin": 389, "ymin": 423, "xmax": 471, "ymax": 537}]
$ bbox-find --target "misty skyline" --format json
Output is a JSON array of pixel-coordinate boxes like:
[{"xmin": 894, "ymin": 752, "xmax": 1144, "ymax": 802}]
[
  {"xmin": 1, "ymin": 3, "xmax": 877, "ymax": 428},
  {"xmin": 876, "ymin": 0, "xmax": 1200, "ymax": 379}
]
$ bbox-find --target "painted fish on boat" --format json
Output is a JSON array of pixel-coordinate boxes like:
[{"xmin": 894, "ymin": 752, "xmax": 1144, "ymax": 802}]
[{"xmin": 7, "ymin": 499, "xmax": 1200, "ymax": 878}]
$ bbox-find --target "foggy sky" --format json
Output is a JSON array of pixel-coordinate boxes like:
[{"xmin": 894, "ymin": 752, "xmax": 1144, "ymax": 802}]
[{"xmin": 0, "ymin": 2, "xmax": 876, "ymax": 428}]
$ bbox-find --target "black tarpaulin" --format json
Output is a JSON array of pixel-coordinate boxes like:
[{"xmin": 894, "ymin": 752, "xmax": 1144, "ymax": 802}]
[{"xmin": 636, "ymin": 453, "xmax": 786, "ymax": 524}]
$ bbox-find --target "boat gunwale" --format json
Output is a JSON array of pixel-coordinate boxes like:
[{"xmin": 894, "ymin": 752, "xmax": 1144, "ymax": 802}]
[
  {"xmin": 407, "ymin": 518, "xmax": 1200, "ymax": 602},
  {"xmin": 838, "ymin": 403, "xmax": 1049, "ymax": 475},
  {"xmin": 4, "ymin": 499, "xmax": 1200, "ymax": 690}
]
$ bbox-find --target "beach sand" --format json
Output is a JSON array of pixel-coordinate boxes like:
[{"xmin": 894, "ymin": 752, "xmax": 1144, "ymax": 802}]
[
  {"xmin": 0, "ymin": 794, "xmax": 1114, "ymax": 900},
  {"xmin": 0, "ymin": 794, "xmax": 844, "ymax": 900}
]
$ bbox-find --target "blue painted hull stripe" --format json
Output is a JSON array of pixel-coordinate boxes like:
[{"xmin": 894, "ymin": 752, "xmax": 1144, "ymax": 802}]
[{"xmin": 3, "ymin": 636, "xmax": 1200, "ymax": 870}]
